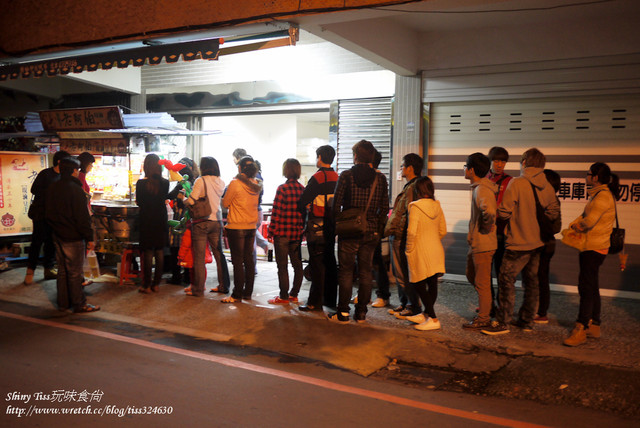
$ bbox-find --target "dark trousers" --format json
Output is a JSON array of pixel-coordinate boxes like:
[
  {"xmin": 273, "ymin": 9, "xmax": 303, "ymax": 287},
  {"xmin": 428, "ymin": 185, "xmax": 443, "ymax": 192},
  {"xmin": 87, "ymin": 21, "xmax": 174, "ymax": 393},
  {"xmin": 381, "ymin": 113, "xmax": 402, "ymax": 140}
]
[
  {"xmin": 53, "ymin": 238, "xmax": 86, "ymax": 310},
  {"xmin": 142, "ymin": 248, "xmax": 164, "ymax": 289},
  {"xmin": 490, "ymin": 234, "xmax": 507, "ymax": 308},
  {"xmin": 192, "ymin": 220, "xmax": 230, "ymax": 295},
  {"xmin": 390, "ymin": 235, "xmax": 421, "ymax": 312},
  {"xmin": 337, "ymin": 234, "xmax": 378, "ymax": 315},
  {"xmin": 577, "ymin": 250, "xmax": 606, "ymax": 328},
  {"xmin": 274, "ymin": 237, "xmax": 303, "ymax": 299},
  {"xmin": 27, "ymin": 219, "xmax": 56, "ymax": 270},
  {"xmin": 227, "ymin": 228, "xmax": 256, "ymax": 299},
  {"xmin": 306, "ymin": 236, "xmax": 337, "ymax": 308},
  {"xmin": 537, "ymin": 240, "xmax": 556, "ymax": 317},
  {"xmin": 373, "ymin": 240, "xmax": 390, "ymax": 300},
  {"xmin": 497, "ymin": 248, "xmax": 541, "ymax": 326},
  {"xmin": 413, "ymin": 274, "xmax": 439, "ymax": 319}
]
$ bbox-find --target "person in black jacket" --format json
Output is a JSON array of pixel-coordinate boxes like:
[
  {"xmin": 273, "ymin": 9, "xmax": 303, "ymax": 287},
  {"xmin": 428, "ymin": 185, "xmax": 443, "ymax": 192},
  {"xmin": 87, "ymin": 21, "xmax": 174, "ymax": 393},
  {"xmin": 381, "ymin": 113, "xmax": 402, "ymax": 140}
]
[
  {"xmin": 24, "ymin": 150, "xmax": 70, "ymax": 285},
  {"xmin": 45, "ymin": 157, "xmax": 99, "ymax": 313},
  {"xmin": 136, "ymin": 154, "xmax": 170, "ymax": 294}
]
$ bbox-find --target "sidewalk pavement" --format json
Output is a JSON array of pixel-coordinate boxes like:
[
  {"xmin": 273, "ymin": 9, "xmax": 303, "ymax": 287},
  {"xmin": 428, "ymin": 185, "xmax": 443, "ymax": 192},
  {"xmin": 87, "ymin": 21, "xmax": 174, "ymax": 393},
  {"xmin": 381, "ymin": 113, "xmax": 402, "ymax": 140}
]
[{"xmin": 1, "ymin": 256, "xmax": 639, "ymax": 416}]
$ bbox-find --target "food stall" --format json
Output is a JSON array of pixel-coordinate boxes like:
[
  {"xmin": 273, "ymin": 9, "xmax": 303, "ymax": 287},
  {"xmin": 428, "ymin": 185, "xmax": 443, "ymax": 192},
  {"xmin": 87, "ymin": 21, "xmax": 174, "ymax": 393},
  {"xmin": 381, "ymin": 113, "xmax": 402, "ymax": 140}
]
[{"xmin": 37, "ymin": 106, "xmax": 197, "ymax": 258}]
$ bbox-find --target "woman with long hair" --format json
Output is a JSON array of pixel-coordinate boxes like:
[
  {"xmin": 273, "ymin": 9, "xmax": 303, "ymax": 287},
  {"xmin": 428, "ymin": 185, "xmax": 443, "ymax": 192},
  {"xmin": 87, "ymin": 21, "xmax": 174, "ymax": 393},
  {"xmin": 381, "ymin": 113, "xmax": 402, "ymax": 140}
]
[
  {"xmin": 135, "ymin": 154, "xmax": 169, "ymax": 294},
  {"xmin": 221, "ymin": 156, "xmax": 263, "ymax": 302},
  {"xmin": 182, "ymin": 156, "xmax": 230, "ymax": 297},
  {"xmin": 564, "ymin": 162, "xmax": 619, "ymax": 346},
  {"xmin": 404, "ymin": 176, "xmax": 447, "ymax": 331}
]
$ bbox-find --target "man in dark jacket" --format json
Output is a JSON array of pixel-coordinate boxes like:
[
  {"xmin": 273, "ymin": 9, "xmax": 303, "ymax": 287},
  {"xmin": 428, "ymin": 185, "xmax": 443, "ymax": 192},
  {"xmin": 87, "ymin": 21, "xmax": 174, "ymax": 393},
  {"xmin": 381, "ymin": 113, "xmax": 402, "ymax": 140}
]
[
  {"xmin": 297, "ymin": 145, "xmax": 339, "ymax": 311},
  {"xmin": 24, "ymin": 150, "xmax": 70, "ymax": 285},
  {"xmin": 329, "ymin": 140, "xmax": 389, "ymax": 323},
  {"xmin": 46, "ymin": 157, "xmax": 99, "ymax": 313}
]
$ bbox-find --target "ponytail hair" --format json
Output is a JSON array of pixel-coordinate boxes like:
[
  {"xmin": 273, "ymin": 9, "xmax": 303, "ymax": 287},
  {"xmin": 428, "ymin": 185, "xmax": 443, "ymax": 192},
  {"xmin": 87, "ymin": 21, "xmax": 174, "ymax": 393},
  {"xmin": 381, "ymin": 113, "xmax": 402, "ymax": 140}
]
[
  {"xmin": 589, "ymin": 162, "xmax": 620, "ymax": 200},
  {"xmin": 238, "ymin": 156, "xmax": 257, "ymax": 179}
]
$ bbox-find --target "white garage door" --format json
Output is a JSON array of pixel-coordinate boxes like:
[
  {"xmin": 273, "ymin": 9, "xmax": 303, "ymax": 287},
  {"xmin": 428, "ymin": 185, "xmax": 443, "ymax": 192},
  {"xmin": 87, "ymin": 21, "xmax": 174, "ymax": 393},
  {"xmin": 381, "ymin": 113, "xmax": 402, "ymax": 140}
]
[{"xmin": 428, "ymin": 95, "xmax": 640, "ymax": 295}]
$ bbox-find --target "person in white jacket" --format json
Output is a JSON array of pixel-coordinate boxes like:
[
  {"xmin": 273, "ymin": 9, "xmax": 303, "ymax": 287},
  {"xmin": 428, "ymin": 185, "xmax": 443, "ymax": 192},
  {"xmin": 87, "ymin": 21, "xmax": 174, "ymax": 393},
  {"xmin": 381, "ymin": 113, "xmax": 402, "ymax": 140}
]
[{"xmin": 405, "ymin": 176, "xmax": 447, "ymax": 331}]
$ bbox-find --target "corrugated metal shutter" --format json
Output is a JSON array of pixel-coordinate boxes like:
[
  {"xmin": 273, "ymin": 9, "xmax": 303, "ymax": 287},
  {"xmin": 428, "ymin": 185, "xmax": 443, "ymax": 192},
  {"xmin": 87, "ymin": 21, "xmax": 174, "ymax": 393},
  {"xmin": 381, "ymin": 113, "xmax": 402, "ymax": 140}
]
[
  {"xmin": 428, "ymin": 95, "xmax": 640, "ymax": 295},
  {"xmin": 336, "ymin": 97, "xmax": 392, "ymax": 181}
]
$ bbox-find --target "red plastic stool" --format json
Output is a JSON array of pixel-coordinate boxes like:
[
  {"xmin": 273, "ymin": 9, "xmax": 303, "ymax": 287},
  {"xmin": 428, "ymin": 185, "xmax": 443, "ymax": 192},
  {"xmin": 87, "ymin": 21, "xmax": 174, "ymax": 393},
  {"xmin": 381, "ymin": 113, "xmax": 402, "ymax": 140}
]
[{"xmin": 119, "ymin": 243, "xmax": 143, "ymax": 285}]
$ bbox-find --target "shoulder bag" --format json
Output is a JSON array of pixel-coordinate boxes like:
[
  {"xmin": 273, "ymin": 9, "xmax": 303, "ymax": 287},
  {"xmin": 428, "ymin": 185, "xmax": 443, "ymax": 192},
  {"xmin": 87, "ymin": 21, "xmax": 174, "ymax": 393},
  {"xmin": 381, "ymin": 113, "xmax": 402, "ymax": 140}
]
[
  {"xmin": 335, "ymin": 174, "xmax": 377, "ymax": 239},
  {"xmin": 188, "ymin": 177, "xmax": 213, "ymax": 219},
  {"xmin": 530, "ymin": 182, "xmax": 556, "ymax": 242},
  {"xmin": 609, "ymin": 200, "xmax": 625, "ymax": 254}
]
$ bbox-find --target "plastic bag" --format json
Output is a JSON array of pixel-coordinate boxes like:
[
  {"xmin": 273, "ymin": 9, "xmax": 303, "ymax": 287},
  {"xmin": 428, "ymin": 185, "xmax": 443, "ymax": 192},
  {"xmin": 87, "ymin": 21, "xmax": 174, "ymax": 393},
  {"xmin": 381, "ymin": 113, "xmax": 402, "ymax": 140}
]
[
  {"xmin": 560, "ymin": 228, "xmax": 586, "ymax": 251},
  {"xmin": 85, "ymin": 250, "xmax": 100, "ymax": 279}
]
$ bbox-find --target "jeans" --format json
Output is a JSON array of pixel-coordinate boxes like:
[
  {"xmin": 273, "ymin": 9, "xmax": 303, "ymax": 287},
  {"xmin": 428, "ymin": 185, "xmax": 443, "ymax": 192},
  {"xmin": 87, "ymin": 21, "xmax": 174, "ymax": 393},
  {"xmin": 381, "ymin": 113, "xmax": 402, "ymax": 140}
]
[
  {"xmin": 577, "ymin": 250, "xmax": 606, "ymax": 328},
  {"xmin": 27, "ymin": 219, "xmax": 56, "ymax": 270},
  {"xmin": 466, "ymin": 250, "xmax": 496, "ymax": 323},
  {"xmin": 142, "ymin": 248, "xmax": 163, "ymax": 289},
  {"xmin": 497, "ymin": 248, "xmax": 541, "ymax": 326},
  {"xmin": 337, "ymin": 234, "xmax": 378, "ymax": 315},
  {"xmin": 306, "ymin": 234, "xmax": 338, "ymax": 308},
  {"xmin": 274, "ymin": 237, "xmax": 303, "ymax": 299},
  {"xmin": 226, "ymin": 228, "xmax": 256, "ymax": 299},
  {"xmin": 389, "ymin": 235, "xmax": 421, "ymax": 312},
  {"xmin": 53, "ymin": 239, "xmax": 86, "ymax": 310},
  {"xmin": 253, "ymin": 208, "xmax": 268, "ymax": 269},
  {"xmin": 192, "ymin": 220, "xmax": 230, "ymax": 295},
  {"xmin": 413, "ymin": 274, "xmax": 439, "ymax": 319},
  {"xmin": 537, "ymin": 240, "xmax": 556, "ymax": 317},
  {"xmin": 373, "ymin": 240, "xmax": 390, "ymax": 300}
]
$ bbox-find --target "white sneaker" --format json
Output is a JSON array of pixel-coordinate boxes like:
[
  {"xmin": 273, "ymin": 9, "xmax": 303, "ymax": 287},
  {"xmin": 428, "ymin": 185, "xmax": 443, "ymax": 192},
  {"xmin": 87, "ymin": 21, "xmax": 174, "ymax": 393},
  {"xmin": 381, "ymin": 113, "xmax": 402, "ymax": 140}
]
[
  {"xmin": 371, "ymin": 298, "xmax": 389, "ymax": 308},
  {"xmin": 415, "ymin": 318, "xmax": 441, "ymax": 331},
  {"xmin": 405, "ymin": 313, "xmax": 426, "ymax": 324}
]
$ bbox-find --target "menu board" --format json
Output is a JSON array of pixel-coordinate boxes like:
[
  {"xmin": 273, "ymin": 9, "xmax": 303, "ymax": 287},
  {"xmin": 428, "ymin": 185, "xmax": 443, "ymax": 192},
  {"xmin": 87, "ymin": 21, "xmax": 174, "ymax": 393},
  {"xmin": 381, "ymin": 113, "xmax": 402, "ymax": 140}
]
[{"xmin": 0, "ymin": 152, "xmax": 47, "ymax": 236}]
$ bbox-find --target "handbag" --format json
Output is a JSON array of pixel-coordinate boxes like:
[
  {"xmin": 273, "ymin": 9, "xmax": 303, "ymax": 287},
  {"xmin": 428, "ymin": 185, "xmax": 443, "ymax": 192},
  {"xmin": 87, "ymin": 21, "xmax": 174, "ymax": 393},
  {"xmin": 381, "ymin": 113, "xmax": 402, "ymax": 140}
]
[
  {"xmin": 335, "ymin": 174, "xmax": 377, "ymax": 239},
  {"xmin": 306, "ymin": 216, "xmax": 325, "ymax": 244},
  {"xmin": 609, "ymin": 202, "xmax": 625, "ymax": 254},
  {"xmin": 188, "ymin": 177, "xmax": 212, "ymax": 219}
]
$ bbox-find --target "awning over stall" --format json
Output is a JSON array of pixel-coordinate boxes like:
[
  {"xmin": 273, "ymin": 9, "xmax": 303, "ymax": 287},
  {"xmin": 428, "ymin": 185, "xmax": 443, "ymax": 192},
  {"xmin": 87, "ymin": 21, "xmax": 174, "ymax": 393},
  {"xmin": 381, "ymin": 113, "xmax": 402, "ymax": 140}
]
[{"xmin": 0, "ymin": 39, "xmax": 221, "ymax": 81}]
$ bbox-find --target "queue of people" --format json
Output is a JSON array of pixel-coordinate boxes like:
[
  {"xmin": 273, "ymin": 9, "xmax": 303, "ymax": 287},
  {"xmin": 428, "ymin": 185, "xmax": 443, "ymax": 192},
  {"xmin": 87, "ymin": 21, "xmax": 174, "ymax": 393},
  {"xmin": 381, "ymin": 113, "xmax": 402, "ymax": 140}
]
[{"xmin": 24, "ymin": 142, "xmax": 619, "ymax": 348}]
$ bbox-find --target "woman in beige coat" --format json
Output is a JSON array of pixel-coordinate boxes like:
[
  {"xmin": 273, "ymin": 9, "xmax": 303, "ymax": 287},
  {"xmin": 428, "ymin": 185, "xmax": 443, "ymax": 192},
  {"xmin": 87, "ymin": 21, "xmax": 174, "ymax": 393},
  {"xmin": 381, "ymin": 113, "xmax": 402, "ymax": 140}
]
[{"xmin": 405, "ymin": 177, "xmax": 447, "ymax": 331}]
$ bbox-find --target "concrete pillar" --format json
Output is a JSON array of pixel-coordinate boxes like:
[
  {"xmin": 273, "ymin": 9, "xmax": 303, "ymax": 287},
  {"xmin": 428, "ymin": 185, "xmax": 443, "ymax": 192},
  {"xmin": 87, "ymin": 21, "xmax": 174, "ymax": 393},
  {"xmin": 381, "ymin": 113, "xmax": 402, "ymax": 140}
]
[{"xmin": 391, "ymin": 74, "xmax": 422, "ymax": 199}]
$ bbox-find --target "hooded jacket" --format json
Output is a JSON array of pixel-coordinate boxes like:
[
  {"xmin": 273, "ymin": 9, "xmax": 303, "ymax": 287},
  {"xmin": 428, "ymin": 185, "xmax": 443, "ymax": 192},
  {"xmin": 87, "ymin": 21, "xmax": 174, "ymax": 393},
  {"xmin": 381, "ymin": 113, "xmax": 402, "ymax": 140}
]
[
  {"xmin": 498, "ymin": 167, "xmax": 561, "ymax": 251},
  {"xmin": 405, "ymin": 198, "xmax": 447, "ymax": 282},
  {"xmin": 187, "ymin": 175, "xmax": 226, "ymax": 221},
  {"xmin": 222, "ymin": 173, "xmax": 263, "ymax": 229},
  {"xmin": 468, "ymin": 177, "xmax": 499, "ymax": 253}
]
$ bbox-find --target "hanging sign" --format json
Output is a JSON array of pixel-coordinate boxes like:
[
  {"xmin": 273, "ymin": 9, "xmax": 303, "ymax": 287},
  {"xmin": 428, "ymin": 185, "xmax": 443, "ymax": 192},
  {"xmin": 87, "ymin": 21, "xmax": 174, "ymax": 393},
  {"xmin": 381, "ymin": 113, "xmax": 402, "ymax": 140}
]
[{"xmin": 39, "ymin": 106, "xmax": 124, "ymax": 132}]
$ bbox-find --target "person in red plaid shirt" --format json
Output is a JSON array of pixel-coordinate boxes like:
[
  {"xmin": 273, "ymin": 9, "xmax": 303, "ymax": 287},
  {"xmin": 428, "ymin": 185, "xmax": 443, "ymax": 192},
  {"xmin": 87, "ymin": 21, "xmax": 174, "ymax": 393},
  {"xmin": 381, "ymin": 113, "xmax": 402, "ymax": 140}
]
[{"xmin": 268, "ymin": 159, "xmax": 305, "ymax": 304}]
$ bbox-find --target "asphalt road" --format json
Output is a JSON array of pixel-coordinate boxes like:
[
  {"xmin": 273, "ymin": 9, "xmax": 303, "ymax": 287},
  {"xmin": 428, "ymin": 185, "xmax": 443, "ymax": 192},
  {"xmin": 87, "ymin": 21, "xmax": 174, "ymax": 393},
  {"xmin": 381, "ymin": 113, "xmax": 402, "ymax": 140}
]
[{"xmin": 1, "ymin": 308, "xmax": 636, "ymax": 428}]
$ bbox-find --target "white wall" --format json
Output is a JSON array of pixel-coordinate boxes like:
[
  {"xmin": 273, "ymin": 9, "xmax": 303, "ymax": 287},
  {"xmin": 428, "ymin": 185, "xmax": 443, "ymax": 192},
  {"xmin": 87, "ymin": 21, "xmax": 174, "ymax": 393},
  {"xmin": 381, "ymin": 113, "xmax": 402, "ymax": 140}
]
[{"xmin": 202, "ymin": 114, "xmax": 297, "ymax": 205}]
